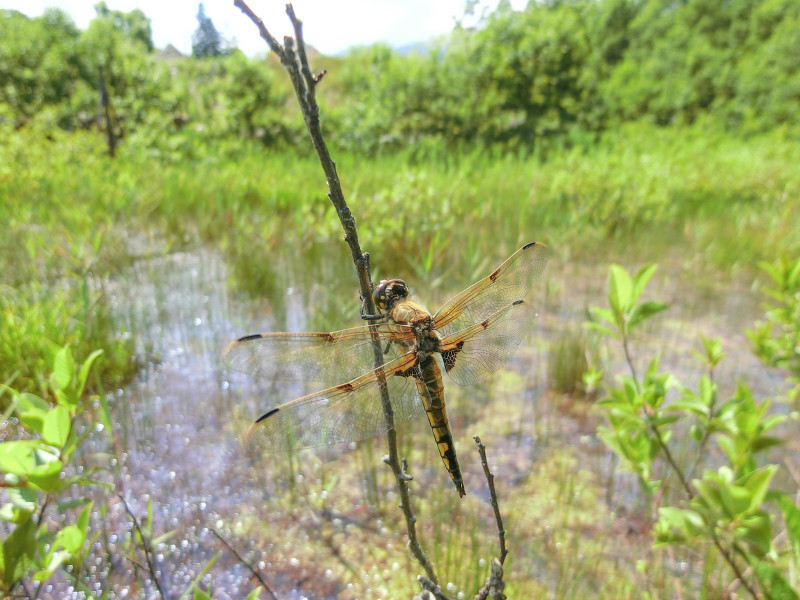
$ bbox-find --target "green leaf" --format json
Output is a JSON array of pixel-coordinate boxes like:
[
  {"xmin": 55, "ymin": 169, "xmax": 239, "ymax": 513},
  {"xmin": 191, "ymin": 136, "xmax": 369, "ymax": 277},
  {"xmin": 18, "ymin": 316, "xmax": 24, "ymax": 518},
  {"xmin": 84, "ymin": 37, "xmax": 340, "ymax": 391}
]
[
  {"xmin": 153, "ymin": 529, "xmax": 178, "ymax": 546},
  {"xmin": 738, "ymin": 512, "xmax": 773, "ymax": 557},
  {"xmin": 716, "ymin": 435, "xmax": 736, "ymax": 463},
  {"xmin": 631, "ymin": 264, "xmax": 658, "ymax": 305},
  {"xmin": 33, "ymin": 550, "xmax": 69, "ymax": 582},
  {"xmin": 76, "ymin": 349, "xmax": 103, "ymax": 398},
  {"xmin": 0, "ymin": 440, "xmax": 41, "ymax": 476},
  {"xmin": 179, "ymin": 552, "xmax": 221, "ymax": 600},
  {"xmin": 752, "ymin": 435, "xmax": 785, "ymax": 454},
  {"xmin": 244, "ymin": 589, "xmax": 262, "ymax": 600},
  {"xmin": 43, "ymin": 405, "xmax": 71, "ymax": 447},
  {"xmin": 51, "ymin": 346, "xmax": 75, "ymax": 392},
  {"xmin": 145, "ymin": 497, "xmax": 154, "ymax": 538},
  {"xmin": 587, "ymin": 306, "xmax": 616, "ymax": 325},
  {"xmin": 74, "ymin": 502, "xmax": 92, "ymax": 547},
  {"xmin": 669, "ymin": 395, "xmax": 709, "ymax": 418},
  {"xmin": 26, "ymin": 457, "xmax": 63, "ymax": 492},
  {"xmin": 15, "ymin": 393, "xmax": 49, "ymax": 433},
  {"xmin": 741, "ymin": 465, "xmax": 778, "ymax": 513},
  {"xmin": 753, "ymin": 559, "xmax": 800, "ymax": 600},
  {"xmin": 628, "ymin": 300, "xmax": 669, "ymax": 330},
  {"xmin": 0, "ymin": 442, "xmax": 63, "ymax": 491},
  {"xmin": 1, "ymin": 517, "xmax": 36, "ymax": 587},
  {"xmin": 0, "ymin": 487, "xmax": 37, "ymax": 522},
  {"xmin": 583, "ymin": 320, "xmax": 620, "ymax": 339},
  {"xmin": 700, "ymin": 335, "xmax": 724, "ymax": 367},
  {"xmin": 655, "ymin": 506, "xmax": 705, "ymax": 546},
  {"xmin": 608, "ymin": 264, "xmax": 633, "ymax": 314},
  {"xmin": 55, "ymin": 524, "xmax": 83, "ymax": 556},
  {"xmin": 778, "ymin": 494, "xmax": 800, "ymax": 556}
]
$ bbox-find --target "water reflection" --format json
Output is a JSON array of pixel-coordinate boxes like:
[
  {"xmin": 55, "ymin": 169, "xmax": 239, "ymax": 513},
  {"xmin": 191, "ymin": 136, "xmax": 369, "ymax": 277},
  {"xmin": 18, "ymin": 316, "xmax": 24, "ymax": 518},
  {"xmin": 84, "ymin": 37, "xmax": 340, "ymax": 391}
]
[{"xmin": 73, "ymin": 244, "xmax": 792, "ymax": 599}]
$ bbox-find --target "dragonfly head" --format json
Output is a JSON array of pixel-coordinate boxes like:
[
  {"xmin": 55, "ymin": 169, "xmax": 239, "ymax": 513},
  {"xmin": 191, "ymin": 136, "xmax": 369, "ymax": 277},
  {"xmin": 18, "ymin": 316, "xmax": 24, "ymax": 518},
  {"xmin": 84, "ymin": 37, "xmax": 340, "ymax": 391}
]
[{"xmin": 373, "ymin": 278, "xmax": 408, "ymax": 311}]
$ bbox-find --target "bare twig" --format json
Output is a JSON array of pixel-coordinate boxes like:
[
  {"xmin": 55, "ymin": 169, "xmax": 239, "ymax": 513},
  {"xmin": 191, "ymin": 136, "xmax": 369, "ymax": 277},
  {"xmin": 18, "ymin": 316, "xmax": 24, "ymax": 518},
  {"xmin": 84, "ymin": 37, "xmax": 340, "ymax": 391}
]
[
  {"xmin": 473, "ymin": 436, "xmax": 508, "ymax": 563},
  {"xmin": 418, "ymin": 575, "xmax": 453, "ymax": 600},
  {"xmin": 209, "ymin": 527, "xmax": 278, "ymax": 600},
  {"xmin": 473, "ymin": 437, "xmax": 508, "ymax": 600},
  {"xmin": 118, "ymin": 495, "xmax": 166, "ymax": 600},
  {"xmin": 234, "ymin": 0, "xmax": 438, "ymax": 586},
  {"xmin": 383, "ymin": 455, "xmax": 438, "ymax": 581},
  {"xmin": 481, "ymin": 559, "xmax": 507, "ymax": 600}
]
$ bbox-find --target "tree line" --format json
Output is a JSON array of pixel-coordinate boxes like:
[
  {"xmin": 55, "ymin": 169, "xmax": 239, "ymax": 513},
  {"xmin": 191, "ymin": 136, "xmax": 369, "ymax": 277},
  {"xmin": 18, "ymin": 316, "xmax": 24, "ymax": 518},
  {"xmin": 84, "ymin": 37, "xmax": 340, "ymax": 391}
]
[{"xmin": 1, "ymin": 0, "xmax": 798, "ymax": 155}]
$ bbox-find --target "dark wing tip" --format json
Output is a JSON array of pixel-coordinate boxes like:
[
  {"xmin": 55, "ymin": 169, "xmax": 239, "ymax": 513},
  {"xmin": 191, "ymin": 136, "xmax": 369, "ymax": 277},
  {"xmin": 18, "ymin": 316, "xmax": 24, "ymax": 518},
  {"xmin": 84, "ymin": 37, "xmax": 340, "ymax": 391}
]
[
  {"xmin": 522, "ymin": 240, "xmax": 552, "ymax": 252},
  {"xmin": 512, "ymin": 299, "xmax": 524, "ymax": 306},
  {"xmin": 255, "ymin": 407, "xmax": 279, "ymax": 423},
  {"xmin": 237, "ymin": 333, "xmax": 263, "ymax": 342}
]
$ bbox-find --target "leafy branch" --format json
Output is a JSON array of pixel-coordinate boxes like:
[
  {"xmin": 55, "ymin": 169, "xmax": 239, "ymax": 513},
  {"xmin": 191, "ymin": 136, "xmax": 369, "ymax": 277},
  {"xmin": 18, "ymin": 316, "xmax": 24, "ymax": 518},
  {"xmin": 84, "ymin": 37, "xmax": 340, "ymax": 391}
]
[{"xmin": 585, "ymin": 264, "xmax": 797, "ymax": 600}]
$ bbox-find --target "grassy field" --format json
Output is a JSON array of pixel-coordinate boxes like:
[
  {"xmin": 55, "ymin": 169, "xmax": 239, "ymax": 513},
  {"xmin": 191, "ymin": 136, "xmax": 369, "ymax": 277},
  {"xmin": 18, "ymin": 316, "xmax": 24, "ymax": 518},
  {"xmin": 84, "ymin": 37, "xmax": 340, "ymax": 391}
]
[{"xmin": 2, "ymin": 121, "xmax": 799, "ymax": 598}]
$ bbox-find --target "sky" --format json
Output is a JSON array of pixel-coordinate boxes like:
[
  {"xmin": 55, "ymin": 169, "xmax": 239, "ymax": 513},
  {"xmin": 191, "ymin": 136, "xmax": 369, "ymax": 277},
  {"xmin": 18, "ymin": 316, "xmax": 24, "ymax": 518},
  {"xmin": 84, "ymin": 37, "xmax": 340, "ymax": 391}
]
[{"xmin": 2, "ymin": 0, "xmax": 525, "ymax": 56}]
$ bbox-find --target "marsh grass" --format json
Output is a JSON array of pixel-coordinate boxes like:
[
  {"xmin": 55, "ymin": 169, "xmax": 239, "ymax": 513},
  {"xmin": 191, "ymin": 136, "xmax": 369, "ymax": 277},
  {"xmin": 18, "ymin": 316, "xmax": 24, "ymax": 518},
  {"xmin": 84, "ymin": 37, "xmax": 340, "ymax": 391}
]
[
  {"xmin": 4, "ymin": 121, "xmax": 798, "ymax": 290},
  {"xmin": 0, "ymin": 279, "xmax": 133, "ymax": 395},
  {"xmin": 548, "ymin": 325, "xmax": 593, "ymax": 396},
  {"xmin": 3, "ymin": 120, "xmax": 800, "ymax": 597}
]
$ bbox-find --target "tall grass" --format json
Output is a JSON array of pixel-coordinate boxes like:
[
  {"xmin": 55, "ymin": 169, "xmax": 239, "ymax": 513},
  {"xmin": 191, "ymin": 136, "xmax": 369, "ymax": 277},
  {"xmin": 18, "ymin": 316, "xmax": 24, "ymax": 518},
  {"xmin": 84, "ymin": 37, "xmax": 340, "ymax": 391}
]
[
  {"xmin": 5, "ymin": 123, "xmax": 798, "ymax": 278},
  {"xmin": 4, "ymin": 120, "xmax": 798, "ymax": 393}
]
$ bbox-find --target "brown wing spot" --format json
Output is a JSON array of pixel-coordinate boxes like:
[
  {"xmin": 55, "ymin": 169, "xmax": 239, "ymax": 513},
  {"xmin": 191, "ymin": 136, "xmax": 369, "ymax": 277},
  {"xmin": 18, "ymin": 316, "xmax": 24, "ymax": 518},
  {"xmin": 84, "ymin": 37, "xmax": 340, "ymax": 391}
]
[
  {"xmin": 441, "ymin": 341, "xmax": 465, "ymax": 372},
  {"xmin": 314, "ymin": 332, "xmax": 336, "ymax": 343},
  {"xmin": 336, "ymin": 382, "xmax": 355, "ymax": 392},
  {"xmin": 489, "ymin": 266, "xmax": 501, "ymax": 282},
  {"xmin": 237, "ymin": 333, "xmax": 263, "ymax": 342},
  {"xmin": 396, "ymin": 364, "xmax": 421, "ymax": 380}
]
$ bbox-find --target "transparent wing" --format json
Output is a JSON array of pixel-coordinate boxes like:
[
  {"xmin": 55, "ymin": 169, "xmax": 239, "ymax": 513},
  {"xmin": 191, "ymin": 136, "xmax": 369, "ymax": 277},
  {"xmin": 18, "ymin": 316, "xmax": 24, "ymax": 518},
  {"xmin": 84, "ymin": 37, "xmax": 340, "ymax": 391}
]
[
  {"xmin": 433, "ymin": 242, "xmax": 551, "ymax": 339},
  {"xmin": 439, "ymin": 301, "xmax": 538, "ymax": 385},
  {"xmin": 223, "ymin": 323, "xmax": 413, "ymax": 383},
  {"xmin": 244, "ymin": 353, "xmax": 424, "ymax": 452}
]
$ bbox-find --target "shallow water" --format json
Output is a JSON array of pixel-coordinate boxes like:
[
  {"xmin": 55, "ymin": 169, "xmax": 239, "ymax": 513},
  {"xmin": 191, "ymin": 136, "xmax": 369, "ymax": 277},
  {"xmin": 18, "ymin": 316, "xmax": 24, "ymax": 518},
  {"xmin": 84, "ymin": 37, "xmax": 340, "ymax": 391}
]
[{"xmin": 43, "ymin": 241, "xmax": 794, "ymax": 599}]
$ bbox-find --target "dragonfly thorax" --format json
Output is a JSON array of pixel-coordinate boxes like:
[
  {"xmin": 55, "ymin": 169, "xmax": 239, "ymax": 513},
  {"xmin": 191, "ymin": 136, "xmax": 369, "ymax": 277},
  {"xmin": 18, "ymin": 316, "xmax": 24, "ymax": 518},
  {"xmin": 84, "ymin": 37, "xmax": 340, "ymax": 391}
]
[{"xmin": 388, "ymin": 300, "xmax": 441, "ymax": 358}]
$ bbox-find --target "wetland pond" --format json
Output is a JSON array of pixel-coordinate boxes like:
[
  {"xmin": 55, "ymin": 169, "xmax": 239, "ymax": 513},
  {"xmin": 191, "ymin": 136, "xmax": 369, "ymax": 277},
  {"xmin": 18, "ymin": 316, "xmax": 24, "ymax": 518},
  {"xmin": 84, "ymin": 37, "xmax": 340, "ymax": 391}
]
[{"xmin": 54, "ymin": 240, "xmax": 793, "ymax": 599}]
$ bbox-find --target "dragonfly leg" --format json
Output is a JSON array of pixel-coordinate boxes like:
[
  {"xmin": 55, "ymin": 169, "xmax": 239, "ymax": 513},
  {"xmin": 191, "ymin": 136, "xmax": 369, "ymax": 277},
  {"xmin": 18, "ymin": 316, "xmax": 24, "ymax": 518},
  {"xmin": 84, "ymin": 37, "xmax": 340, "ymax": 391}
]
[{"xmin": 360, "ymin": 295, "xmax": 386, "ymax": 321}]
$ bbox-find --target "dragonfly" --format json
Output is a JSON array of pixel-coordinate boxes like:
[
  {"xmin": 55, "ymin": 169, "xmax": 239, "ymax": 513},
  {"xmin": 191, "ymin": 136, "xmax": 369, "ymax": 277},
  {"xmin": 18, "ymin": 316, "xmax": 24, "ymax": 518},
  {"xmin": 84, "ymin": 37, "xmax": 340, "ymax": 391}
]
[{"xmin": 223, "ymin": 241, "xmax": 551, "ymax": 497}]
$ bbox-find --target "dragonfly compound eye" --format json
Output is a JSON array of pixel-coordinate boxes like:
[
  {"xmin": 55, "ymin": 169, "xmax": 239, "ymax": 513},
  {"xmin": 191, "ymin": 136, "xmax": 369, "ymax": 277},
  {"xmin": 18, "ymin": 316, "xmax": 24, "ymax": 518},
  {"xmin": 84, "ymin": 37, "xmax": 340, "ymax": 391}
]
[
  {"xmin": 373, "ymin": 280, "xmax": 389, "ymax": 309},
  {"xmin": 373, "ymin": 278, "xmax": 408, "ymax": 310}
]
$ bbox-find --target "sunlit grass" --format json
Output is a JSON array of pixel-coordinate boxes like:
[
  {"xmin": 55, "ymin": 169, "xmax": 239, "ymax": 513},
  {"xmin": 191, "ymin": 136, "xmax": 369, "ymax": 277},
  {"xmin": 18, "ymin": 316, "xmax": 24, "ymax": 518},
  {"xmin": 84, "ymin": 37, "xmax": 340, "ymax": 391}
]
[
  {"xmin": 0, "ymin": 280, "xmax": 133, "ymax": 396},
  {"xmin": 4, "ymin": 122, "xmax": 799, "ymax": 293}
]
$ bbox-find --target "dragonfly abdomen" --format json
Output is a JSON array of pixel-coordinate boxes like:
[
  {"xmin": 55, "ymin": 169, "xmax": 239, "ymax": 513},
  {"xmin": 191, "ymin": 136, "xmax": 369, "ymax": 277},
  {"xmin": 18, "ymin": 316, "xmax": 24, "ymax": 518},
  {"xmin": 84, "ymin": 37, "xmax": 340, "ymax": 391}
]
[{"xmin": 415, "ymin": 356, "xmax": 465, "ymax": 497}]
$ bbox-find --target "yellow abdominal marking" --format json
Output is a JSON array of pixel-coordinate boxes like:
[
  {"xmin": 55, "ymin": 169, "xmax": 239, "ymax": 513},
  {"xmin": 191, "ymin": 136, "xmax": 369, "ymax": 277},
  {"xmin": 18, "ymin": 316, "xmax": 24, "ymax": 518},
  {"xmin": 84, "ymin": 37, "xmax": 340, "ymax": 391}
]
[{"xmin": 438, "ymin": 442, "xmax": 450, "ymax": 454}]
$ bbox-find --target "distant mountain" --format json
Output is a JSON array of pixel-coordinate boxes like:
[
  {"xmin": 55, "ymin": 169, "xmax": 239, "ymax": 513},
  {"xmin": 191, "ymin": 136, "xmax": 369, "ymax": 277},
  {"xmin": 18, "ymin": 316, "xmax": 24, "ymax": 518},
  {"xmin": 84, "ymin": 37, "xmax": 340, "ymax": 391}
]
[
  {"xmin": 332, "ymin": 39, "xmax": 432, "ymax": 58},
  {"xmin": 394, "ymin": 40, "xmax": 430, "ymax": 56}
]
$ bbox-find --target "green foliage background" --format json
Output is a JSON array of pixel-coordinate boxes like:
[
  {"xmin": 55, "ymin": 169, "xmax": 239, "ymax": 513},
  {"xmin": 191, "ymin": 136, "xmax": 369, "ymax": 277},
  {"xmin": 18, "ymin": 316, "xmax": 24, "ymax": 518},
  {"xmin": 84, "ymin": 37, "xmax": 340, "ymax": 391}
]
[{"xmin": 2, "ymin": 0, "xmax": 799, "ymax": 151}]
